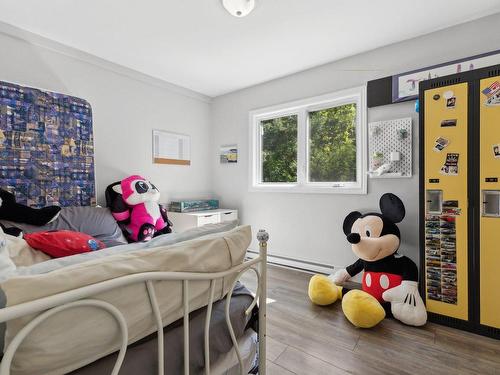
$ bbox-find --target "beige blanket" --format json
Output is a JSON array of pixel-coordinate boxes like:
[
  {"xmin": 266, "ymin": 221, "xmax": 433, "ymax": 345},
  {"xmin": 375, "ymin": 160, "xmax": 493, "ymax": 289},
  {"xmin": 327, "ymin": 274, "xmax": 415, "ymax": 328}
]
[{"xmin": 0, "ymin": 225, "xmax": 251, "ymax": 375}]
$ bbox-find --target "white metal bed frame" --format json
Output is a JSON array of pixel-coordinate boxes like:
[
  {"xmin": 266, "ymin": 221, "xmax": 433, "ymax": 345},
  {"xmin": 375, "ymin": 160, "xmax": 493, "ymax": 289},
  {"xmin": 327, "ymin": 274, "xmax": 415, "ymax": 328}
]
[{"xmin": 0, "ymin": 229, "xmax": 269, "ymax": 375}]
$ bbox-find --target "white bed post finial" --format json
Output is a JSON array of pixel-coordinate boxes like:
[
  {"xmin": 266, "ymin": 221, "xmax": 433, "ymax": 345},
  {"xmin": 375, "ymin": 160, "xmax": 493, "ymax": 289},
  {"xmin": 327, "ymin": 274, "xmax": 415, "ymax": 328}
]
[{"xmin": 257, "ymin": 229, "xmax": 268, "ymax": 375}]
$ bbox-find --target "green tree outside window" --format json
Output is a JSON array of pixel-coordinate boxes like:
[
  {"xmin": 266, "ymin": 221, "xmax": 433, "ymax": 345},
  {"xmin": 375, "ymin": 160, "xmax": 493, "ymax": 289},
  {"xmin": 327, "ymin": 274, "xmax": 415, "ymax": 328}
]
[
  {"xmin": 309, "ymin": 104, "xmax": 357, "ymax": 182},
  {"xmin": 260, "ymin": 103, "xmax": 356, "ymax": 184},
  {"xmin": 261, "ymin": 115, "xmax": 297, "ymax": 183}
]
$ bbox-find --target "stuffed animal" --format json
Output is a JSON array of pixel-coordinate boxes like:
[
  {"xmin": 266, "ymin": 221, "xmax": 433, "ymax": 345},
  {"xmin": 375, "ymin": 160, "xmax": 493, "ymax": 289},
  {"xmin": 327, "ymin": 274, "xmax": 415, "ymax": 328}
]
[
  {"xmin": 109, "ymin": 175, "xmax": 172, "ymax": 242},
  {"xmin": 308, "ymin": 193, "xmax": 427, "ymax": 328},
  {"xmin": 0, "ymin": 189, "xmax": 61, "ymax": 236},
  {"xmin": 0, "ymin": 223, "xmax": 22, "ymax": 238}
]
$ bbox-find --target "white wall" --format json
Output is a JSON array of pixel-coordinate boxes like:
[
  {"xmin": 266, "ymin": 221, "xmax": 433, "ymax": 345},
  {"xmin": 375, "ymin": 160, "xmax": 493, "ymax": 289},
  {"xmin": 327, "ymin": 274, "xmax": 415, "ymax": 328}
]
[
  {"xmin": 0, "ymin": 26, "xmax": 213, "ymax": 205},
  {"xmin": 210, "ymin": 13, "xmax": 500, "ymax": 271}
]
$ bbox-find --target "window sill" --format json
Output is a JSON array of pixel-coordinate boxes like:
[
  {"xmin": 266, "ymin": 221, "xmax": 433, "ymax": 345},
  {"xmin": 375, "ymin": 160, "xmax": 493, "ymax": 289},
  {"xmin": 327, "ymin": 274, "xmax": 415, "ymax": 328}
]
[{"xmin": 248, "ymin": 184, "xmax": 367, "ymax": 195}]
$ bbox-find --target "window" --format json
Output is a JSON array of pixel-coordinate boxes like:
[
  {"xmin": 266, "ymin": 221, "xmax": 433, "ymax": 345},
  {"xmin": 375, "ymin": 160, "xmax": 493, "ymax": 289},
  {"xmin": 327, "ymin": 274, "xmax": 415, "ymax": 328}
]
[{"xmin": 249, "ymin": 86, "xmax": 366, "ymax": 194}]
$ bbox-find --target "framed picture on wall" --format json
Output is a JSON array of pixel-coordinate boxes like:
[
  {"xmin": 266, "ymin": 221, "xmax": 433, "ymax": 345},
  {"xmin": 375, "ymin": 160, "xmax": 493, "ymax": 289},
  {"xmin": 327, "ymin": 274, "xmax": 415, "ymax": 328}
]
[
  {"xmin": 220, "ymin": 144, "xmax": 238, "ymax": 164},
  {"xmin": 392, "ymin": 49, "xmax": 500, "ymax": 102},
  {"xmin": 152, "ymin": 130, "xmax": 191, "ymax": 165}
]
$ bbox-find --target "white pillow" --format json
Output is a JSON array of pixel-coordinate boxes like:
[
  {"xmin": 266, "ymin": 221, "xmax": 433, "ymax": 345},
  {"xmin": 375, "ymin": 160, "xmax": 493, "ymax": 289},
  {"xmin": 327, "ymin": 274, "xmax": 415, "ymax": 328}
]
[
  {"xmin": 6, "ymin": 233, "xmax": 51, "ymax": 268},
  {"xmin": 0, "ymin": 227, "xmax": 16, "ymax": 281}
]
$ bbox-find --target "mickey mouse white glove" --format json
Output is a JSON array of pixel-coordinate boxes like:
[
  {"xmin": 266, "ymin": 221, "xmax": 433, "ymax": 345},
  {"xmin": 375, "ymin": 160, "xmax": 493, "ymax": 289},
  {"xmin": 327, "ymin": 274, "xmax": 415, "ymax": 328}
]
[
  {"xmin": 329, "ymin": 268, "xmax": 350, "ymax": 285},
  {"xmin": 382, "ymin": 280, "xmax": 427, "ymax": 326}
]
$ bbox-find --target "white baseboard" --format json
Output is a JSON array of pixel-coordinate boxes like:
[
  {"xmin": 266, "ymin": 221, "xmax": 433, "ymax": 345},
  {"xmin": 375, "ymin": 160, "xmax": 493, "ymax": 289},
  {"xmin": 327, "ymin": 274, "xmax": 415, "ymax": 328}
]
[{"xmin": 246, "ymin": 249, "xmax": 335, "ymax": 275}]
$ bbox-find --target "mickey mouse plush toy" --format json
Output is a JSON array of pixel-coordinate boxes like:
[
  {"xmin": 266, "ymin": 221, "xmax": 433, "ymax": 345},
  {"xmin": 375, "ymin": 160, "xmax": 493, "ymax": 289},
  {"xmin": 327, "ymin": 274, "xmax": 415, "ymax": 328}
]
[{"xmin": 308, "ymin": 193, "xmax": 427, "ymax": 328}]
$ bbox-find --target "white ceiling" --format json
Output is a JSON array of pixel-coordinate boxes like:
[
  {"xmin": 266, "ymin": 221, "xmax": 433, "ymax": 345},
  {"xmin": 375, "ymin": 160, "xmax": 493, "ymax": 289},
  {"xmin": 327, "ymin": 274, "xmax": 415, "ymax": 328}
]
[{"xmin": 0, "ymin": 0, "xmax": 499, "ymax": 97}]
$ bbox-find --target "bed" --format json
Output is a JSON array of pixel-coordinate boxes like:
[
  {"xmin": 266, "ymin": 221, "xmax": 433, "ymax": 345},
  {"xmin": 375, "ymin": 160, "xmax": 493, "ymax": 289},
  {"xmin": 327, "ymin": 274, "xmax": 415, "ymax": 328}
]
[{"xmin": 0, "ymin": 212, "xmax": 268, "ymax": 375}]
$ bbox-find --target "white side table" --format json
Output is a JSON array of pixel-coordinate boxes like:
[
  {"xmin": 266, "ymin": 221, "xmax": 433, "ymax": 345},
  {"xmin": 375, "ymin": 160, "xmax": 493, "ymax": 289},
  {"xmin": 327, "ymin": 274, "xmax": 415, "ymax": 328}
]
[{"xmin": 167, "ymin": 209, "xmax": 238, "ymax": 233}]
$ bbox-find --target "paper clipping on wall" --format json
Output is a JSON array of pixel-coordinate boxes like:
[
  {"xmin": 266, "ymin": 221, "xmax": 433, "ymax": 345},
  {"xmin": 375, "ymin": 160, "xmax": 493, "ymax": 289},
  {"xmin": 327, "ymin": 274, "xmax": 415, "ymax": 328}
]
[
  {"xmin": 493, "ymin": 144, "xmax": 500, "ymax": 159},
  {"xmin": 440, "ymin": 153, "xmax": 459, "ymax": 175},
  {"xmin": 433, "ymin": 137, "xmax": 450, "ymax": 152},
  {"xmin": 440, "ymin": 119, "xmax": 457, "ymax": 127},
  {"xmin": 482, "ymin": 81, "xmax": 500, "ymax": 106}
]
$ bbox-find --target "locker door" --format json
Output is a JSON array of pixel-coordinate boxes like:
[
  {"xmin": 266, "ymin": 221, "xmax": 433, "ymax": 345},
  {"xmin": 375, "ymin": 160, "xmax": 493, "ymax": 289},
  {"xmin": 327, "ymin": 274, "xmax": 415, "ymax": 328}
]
[
  {"xmin": 423, "ymin": 83, "xmax": 468, "ymax": 321},
  {"xmin": 479, "ymin": 76, "xmax": 500, "ymax": 329}
]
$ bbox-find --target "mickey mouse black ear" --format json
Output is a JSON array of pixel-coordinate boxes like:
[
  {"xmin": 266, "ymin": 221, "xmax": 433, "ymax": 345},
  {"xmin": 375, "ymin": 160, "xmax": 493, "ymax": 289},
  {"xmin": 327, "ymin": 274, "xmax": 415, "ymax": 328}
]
[
  {"xmin": 379, "ymin": 193, "xmax": 405, "ymax": 223},
  {"xmin": 343, "ymin": 211, "xmax": 362, "ymax": 235}
]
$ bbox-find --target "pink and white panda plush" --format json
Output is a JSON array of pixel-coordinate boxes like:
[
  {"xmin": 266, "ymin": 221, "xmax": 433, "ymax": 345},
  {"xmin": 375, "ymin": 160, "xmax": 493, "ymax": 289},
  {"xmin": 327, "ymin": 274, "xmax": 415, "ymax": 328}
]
[{"xmin": 111, "ymin": 175, "xmax": 172, "ymax": 242}]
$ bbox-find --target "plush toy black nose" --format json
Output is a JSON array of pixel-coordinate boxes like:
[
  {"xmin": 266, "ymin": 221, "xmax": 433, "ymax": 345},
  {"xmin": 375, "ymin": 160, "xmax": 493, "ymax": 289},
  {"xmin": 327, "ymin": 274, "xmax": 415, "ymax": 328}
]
[{"xmin": 347, "ymin": 233, "xmax": 361, "ymax": 244}]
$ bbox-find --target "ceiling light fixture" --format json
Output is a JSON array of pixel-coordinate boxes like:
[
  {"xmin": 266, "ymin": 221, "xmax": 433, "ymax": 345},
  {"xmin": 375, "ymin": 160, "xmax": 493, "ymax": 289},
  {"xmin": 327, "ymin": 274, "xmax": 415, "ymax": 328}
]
[{"xmin": 221, "ymin": 0, "xmax": 255, "ymax": 18}]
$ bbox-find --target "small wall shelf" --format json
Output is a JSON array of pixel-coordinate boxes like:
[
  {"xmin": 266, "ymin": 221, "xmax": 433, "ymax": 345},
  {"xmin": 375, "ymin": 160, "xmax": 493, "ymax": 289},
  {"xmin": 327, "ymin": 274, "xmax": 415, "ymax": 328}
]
[{"xmin": 368, "ymin": 117, "xmax": 412, "ymax": 178}]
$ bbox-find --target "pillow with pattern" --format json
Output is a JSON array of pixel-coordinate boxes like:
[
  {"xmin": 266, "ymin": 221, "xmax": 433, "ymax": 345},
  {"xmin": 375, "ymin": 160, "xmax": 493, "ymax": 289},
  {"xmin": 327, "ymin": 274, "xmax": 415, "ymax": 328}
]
[{"xmin": 24, "ymin": 230, "xmax": 105, "ymax": 258}]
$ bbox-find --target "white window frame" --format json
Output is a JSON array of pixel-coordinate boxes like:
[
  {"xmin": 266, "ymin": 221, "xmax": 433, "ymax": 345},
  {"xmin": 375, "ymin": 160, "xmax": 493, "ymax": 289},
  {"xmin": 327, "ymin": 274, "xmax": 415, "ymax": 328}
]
[{"xmin": 249, "ymin": 86, "xmax": 367, "ymax": 194}]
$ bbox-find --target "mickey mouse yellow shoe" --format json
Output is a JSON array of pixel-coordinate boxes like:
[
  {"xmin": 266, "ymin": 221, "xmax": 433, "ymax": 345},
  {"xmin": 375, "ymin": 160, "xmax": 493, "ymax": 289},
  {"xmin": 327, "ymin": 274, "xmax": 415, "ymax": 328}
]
[
  {"xmin": 308, "ymin": 274, "xmax": 343, "ymax": 306},
  {"xmin": 341, "ymin": 289, "xmax": 385, "ymax": 328}
]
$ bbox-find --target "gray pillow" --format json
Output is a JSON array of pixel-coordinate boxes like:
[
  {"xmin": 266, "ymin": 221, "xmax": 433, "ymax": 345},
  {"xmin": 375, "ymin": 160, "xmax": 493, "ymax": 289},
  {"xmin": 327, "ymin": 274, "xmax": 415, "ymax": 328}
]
[{"xmin": 0, "ymin": 207, "xmax": 127, "ymax": 247}]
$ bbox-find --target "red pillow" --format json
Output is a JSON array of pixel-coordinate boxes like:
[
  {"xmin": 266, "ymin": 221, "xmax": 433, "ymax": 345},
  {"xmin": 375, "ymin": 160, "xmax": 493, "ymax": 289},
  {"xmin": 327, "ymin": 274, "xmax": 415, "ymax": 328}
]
[{"xmin": 24, "ymin": 230, "xmax": 106, "ymax": 258}]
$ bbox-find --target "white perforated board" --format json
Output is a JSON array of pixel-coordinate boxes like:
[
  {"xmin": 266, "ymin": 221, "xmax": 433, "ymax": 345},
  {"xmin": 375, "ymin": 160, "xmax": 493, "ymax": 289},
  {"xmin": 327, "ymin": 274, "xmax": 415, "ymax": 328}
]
[{"xmin": 368, "ymin": 117, "xmax": 412, "ymax": 178}]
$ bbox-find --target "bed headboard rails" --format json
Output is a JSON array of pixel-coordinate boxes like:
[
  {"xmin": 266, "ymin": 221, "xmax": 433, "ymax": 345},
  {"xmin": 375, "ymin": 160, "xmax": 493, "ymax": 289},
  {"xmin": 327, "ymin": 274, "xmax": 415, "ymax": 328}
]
[{"xmin": 0, "ymin": 81, "xmax": 96, "ymax": 208}]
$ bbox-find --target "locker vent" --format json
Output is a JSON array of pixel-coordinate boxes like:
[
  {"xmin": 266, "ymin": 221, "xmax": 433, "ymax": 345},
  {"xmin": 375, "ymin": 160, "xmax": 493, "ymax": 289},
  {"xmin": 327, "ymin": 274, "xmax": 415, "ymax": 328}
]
[
  {"xmin": 487, "ymin": 68, "xmax": 500, "ymax": 77},
  {"xmin": 430, "ymin": 77, "xmax": 462, "ymax": 88}
]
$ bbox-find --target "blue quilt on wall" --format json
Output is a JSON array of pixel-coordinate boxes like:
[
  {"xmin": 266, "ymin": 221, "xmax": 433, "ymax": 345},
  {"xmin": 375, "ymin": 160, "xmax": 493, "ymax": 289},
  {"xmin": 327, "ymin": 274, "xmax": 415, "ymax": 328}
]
[{"xmin": 0, "ymin": 81, "xmax": 96, "ymax": 208}]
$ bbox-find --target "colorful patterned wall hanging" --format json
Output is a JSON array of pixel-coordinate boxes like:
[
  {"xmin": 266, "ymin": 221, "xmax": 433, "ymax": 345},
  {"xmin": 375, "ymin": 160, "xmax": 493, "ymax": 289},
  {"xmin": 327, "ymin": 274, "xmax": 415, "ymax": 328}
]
[{"xmin": 0, "ymin": 81, "xmax": 96, "ymax": 208}]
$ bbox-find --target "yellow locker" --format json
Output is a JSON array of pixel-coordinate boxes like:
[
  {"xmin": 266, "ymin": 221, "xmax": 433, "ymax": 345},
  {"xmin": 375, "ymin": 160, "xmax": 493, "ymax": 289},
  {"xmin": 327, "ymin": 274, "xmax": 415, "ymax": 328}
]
[
  {"xmin": 421, "ymin": 65, "xmax": 500, "ymax": 338},
  {"xmin": 423, "ymin": 83, "xmax": 468, "ymax": 321},
  {"xmin": 479, "ymin": 76, "xmax": 500, "ymax": 329}
]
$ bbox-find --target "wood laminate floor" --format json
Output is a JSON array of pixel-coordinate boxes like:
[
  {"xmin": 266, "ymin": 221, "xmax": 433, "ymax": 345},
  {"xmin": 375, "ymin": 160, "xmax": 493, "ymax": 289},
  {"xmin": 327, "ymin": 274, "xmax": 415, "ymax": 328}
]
[{"xmin": 240, "ymin": 265, "xmax": 500, "ymax": 375}]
